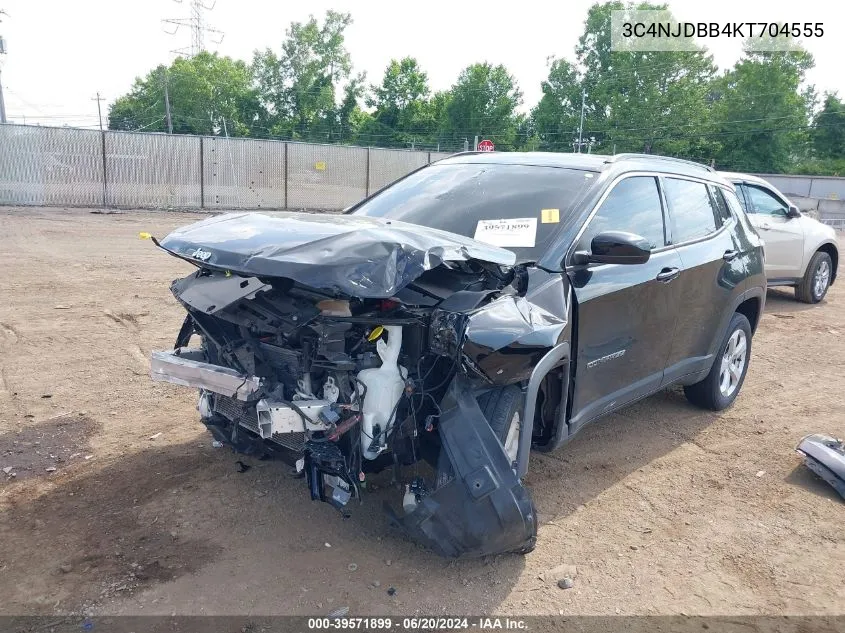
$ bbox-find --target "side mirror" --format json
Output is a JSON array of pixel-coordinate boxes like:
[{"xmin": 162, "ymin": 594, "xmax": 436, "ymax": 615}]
[
  {"xmin": 786, "ymin": 205, "xmax": 802, "ymax": 219},
  {"xmin": 573, "ymin": 231, "xmax": 652, "ymax": 265}
]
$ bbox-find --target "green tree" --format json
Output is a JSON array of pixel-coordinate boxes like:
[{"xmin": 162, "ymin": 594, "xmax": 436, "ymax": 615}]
[
  {"xmin": 813, "ymin": 93, "xmax": 845, "ymax": 159},
  {"xmin": 108, "ymin": 52, "xmax": 260, "ymax": 135},
  {"xmin": 712, "ymin": 42, "xmax": 815, "ymax": 172},
  {"xmin": 444, "ymin": 63, "xmax": 522, "ymax": 150},
  {"xmin": 531, "ymin": 57, "xmax": 581, "ymax": 152},
  {"xmin": 572, "ymin": 2, "xmax": 718, "ymax": 158},
  {"xmin": 252, "ymin": 10, "xmax": 354, "ymax": 141},
  {"xmin": 368, "ymin": 57, "xmax": 432, "ymax": 147}
]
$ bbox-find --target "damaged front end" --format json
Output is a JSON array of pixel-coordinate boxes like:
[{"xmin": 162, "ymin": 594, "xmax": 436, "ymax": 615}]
[{"xmin": 150, "ymin": 212, "xmax": 570, "ymax": 556}]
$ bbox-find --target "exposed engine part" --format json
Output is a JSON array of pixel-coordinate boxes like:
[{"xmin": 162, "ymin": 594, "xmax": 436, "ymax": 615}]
[
  {"xmin": 305, "ymin": 440, "xmax": 355, "ymax": 509},
  {"xmin": 197, "ymin": 389, "xmax": 213, "ymax": 419},
  {"xmin": 357, "ymin": 325, "xmax": 407, "ymax": 460},
  {"xmin": 322, "ymin": 376, "xmax": 340, "ymax": 403},
  {"xmin": 256, "ymin": 399, "xmax": 331, "ymax": 438}
]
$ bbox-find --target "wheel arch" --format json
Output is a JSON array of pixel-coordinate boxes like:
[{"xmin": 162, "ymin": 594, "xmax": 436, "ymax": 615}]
[{"xmin": 815, "ymin": 241, "xmax": 838, "ymax": 286}]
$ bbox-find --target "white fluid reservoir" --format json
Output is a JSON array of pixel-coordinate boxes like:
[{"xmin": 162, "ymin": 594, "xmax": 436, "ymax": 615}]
[{"xmin": 357, "ymin": 325, "xmax": 406, "ymax": 460}]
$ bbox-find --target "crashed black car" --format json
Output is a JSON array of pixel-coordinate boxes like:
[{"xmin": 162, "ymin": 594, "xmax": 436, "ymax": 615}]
[{"xmin": 150, "ymin": 152, "xmax": 766, "ymax": 557}]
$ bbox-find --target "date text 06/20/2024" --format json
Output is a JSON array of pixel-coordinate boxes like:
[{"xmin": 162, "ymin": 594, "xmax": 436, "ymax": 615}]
[{"xmin": 307, "ymin": 617, "xmax": 528, "ymax": 630}]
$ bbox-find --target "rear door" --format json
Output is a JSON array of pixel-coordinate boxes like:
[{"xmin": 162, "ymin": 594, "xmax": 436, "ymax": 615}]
[
  {"xmin": 567, "ymin": 175, "xmax": 683, "ymax": 432},
  {"xmin": 741, "ymin": 183, "xmax": 804, "ymax": 279},
  {"xmin": 663, "ymin": 178, "xmax": 748, "ymax": 383}
]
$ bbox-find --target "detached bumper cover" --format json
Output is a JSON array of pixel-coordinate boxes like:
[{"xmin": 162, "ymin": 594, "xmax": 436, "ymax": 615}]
[
  {"xmin": 397, "ymin": 378, "xmax": 537, "ymax": 558},
  {"xmin": 796, "ymin": 434, "xmax": 845, "ymax": 500}
]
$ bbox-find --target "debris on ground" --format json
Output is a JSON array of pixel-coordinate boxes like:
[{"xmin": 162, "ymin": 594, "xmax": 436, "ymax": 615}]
[
  {"xmin": 45, "ymin": 466, "xmax": 57, "ymax": 473},
  {"xmin": 148, "ymin": 432, "xmax": 162, "ymax": 440},
  {"xmin": 211, "ymin": 441, "xmax": 224, "ymax": 448},
  {"xmin": 539, "ymin": 563, "xmax": 578, "ymax": 584},
  {"xmin": 2, "ymin": 467, "xmax": 12, "ymax": 475},
  {"xmin": 796, "ymin": 434, "xmax": 845, "ymax": 500},
  {"xmin": 235, "ymin": 461, "xmax": 251, "ymax": 473},
  {"xmin": 558, "ymin": 577, "xmax": 575, "ymax": 590},
  {"xmin": 387, "ymin": 587, "xmax": 396, "ymax": 596},
  {"xmin": 347, "ymin": 563, "xmax": 358, "ymax": 572}
]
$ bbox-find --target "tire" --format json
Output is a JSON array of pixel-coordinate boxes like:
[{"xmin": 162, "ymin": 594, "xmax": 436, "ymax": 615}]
[
  {"xmin": 795, "ymin": 251, "xmax": 833, "ymax": 304},
  {"xmin": 476, "ymin": 385, "xmax": 524, "ymax": 464},
  {"xmin": 684, "ymin": 312, "xmax": 752, "ymax": 411}
]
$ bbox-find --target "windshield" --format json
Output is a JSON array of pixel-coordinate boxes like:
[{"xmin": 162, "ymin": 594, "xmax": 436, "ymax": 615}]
[{"xmin": 351, "ymin": 162, "xmax": 596, "ymax": 263}]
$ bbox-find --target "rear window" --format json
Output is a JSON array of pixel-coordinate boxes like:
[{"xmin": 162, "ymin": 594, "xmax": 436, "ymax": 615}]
[
  {"xmin": 351, "ymin": 163, "xmax": 596, "ymax": 263},
  {"xmin": 664, "ymin": 178, "xmax": 721, "ymax": 243}
]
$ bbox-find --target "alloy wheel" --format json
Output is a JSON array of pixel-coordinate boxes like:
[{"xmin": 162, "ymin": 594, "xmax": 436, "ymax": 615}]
[
  {"xmin": 719, "ymin": 329, "xmax": 747, "ymax": 397},
  {"xmin": 814, "ymin": 259, "xmax": 831, "ymax": 299}
]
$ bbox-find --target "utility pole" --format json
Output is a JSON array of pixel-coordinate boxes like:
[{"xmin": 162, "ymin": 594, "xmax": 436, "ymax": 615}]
[
  {"xmin": 0, "ymin": 66, "xmax": 6, "ymax": 124},
  {"xmin": 0, "ymin": 11, "xmax": 8, "ymax": 124},
  {"xmin": 92, "ymin": 92, "xmax": 105, "ymax": 131},
  {"xmin": 163, "ymin": 71, "xmax": 173, "ymax": 133},
  {"xmin": 576, "ymin": 88, "xmax": 586, "ymax": 153}
]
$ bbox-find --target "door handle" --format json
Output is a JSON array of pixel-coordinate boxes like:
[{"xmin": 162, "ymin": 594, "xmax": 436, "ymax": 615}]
[
  {"xmin": 656, "ymin": 267, "xmax": 680, "ymax": 283},
  {"xmin": 723, "ymin": 250, "xmax": 739, "ymax": 261},
  {"xmin": 760, "ymin": 223, "xmax": 772, "ymax": 230}
]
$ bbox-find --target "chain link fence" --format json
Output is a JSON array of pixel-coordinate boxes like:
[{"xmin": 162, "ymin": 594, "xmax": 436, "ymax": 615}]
[{"xmin": 0, "ymin": 123, "xmax": 453, "ymax": 211}]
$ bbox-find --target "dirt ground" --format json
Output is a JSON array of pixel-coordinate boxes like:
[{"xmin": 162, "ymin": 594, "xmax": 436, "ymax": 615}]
[{"xmin": 0, "ymin": 206, "xmax": 842, "ymax": 618}]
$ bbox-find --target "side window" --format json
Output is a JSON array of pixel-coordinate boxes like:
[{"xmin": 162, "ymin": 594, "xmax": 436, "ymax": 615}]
[
  {"xmin": 579, "ymin": 176, "xmax": 666, "ymax": 251},
  {"xmin": 709, "ymin": 186, "xmax": 733, "ymax": 225},
  {"xmin": 745, "ymin": 184, "xmax": 788, "ymax": 216},
  {"xmin": 734, "ymin": 185, "xmax": 749, "ymax": 212},
  {"xmin": 664, "ymin": 178, "xmax": 720, "ymax": 243}
]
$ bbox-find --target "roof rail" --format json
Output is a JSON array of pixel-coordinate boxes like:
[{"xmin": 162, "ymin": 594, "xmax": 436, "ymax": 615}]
[{"xmin": 605, "ymin": 153, "xmax": 714, "ymax": 172}]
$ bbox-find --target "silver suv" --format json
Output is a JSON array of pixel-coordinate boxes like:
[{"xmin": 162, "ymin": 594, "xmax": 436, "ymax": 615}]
[{"xmin": 721, "ymin": 172, "xmax": 839, "ymax": 303}]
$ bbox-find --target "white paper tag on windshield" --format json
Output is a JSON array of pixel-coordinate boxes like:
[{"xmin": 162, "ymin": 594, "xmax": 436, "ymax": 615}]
[{"xmin": 473, "ymin": 218, "xmax": 537, "ymax": 248}]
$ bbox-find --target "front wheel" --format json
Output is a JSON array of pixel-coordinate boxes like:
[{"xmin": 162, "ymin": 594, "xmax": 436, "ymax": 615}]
[
  {"xmin": 796, "ymin": 251, "xmax": 832, "ymax": 304},
  {"xmin": 684, "ymin": 312, "xmax": 752, "ymax": 411}
]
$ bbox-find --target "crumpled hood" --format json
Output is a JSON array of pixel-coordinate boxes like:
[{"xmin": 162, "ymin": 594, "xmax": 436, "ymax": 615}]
[{"xmin": 158, "ymin": 212, "xmax": 516, "ymax": 298}]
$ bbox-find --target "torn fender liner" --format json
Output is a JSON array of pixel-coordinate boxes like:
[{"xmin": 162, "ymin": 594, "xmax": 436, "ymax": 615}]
[
  {"xmin": 397, "ymin": 378, "xmax": 537, "ymax": 557},
  {"xmin": 796, "ymin": 434, "xmax": 845, "ymax": 500},
  {"xmin": 158, "ymin": 212, "xmax": 516, "ymax": 298}
]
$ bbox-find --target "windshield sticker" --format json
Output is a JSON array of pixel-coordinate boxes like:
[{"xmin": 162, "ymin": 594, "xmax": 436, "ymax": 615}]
[
  {"xmin": 541, "ymin": 208, "xmax": 560, "ymax": 224},
  {"xmin": 473, "ymin": 218, "xmax": 537, "ymax": 248}
]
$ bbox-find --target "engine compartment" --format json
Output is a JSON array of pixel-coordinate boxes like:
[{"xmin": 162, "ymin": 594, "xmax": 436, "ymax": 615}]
[{"xmin": 158, "ymin": 262, "xmax": 518, "ymax": 513}]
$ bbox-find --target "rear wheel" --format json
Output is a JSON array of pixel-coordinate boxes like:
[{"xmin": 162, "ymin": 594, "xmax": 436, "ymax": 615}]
[
  {"xmin": 796, "ymin": 251, "xmax": 832, "ymax": 304},
  {"xmin": 684, "ymin": 312, "xmax": 752, "ymax": 411}
]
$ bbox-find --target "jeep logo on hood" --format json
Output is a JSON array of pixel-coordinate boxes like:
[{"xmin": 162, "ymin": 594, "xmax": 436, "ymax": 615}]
[{"xmin": 191, "ymin": 247, "xmax": 212, "ymax": 262}]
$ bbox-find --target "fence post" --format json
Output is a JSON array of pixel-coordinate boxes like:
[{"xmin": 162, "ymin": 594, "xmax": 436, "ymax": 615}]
[
  {"xmin": 100, "ymin": 130, "xmax": 108, "ymax": 208},
  {"xmin": 365, "ymin": 147, "xmax": 371, "ymax": 198},
  {"xmin": 428, "ymin": 151, "xmax": 432, "ymax": 164},
  {"xmin": 199, "ymin": 136, "xmax": 205, "ymax": 209},
  {"xmin": 284, "ymin": 142, "xmax": 288, "ymax": 210}
]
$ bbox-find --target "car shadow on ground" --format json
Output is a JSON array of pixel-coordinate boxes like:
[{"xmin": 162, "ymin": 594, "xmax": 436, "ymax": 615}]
[
  {"xmin": 0, "ymin": 388, "xmax": 725, "ymax": 615},
  {"xmin": 764, "ymin": 288, "xmax": 819, "ymax": 314},
  {"xmin": 525, "ymin": 386, "xmax": 720, "ymax": 524}
]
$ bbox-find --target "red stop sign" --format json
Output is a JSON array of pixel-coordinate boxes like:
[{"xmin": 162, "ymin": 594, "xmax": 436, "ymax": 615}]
[{"xmin": 477, "ymin": 139, "xmax": 495, "ymax": 152}]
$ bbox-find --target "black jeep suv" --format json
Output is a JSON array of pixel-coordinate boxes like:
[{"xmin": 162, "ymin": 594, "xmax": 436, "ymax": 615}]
[{"xmin": 150, "ymin": 152, "xmax": 766, "ymax": 557}]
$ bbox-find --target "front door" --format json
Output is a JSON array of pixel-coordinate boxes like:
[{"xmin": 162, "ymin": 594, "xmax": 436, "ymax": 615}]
[
  {"xmin": 568, "ymin": 175, "xmax": 682, "ymax": 432},
  {"xmin": 740, "ymin": 183, "xmax": 805, "ymax": 279}
]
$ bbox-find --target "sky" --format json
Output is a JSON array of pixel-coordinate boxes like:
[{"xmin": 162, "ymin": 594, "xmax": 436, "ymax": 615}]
[{"xmin": 0, "ymin": 0, "xmax": 843, "ymax": 129}]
